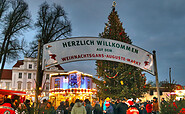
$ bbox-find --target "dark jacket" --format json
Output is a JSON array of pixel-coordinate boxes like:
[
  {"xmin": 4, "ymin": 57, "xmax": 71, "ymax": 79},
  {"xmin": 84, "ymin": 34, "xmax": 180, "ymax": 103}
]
[
  {"xmin": 106, "ymin": 104, "xmax": 114, "ymax": 114},
  {"xmin": 85, "ymin": 103, "xmax": 92, "ymax": 114},
  {"xmin": 139, "ymin": 106, "xmax": 147, "ymax": 114},
  {"xmin": 116, "ymin": 102, "xmax": 128, "ymax": 114},
  {"xmin": 93, "ymin": 104, "xmax": 103, "ymax": 114},
  {"xmin": 44, "ymin": 106, "xmax": 56, "ymax": 114}
]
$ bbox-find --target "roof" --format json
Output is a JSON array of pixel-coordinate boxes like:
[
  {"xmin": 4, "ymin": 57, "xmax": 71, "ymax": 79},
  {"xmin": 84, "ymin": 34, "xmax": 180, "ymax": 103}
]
[
  {"xmin": 0, "ymin": 89, "xmax": 26, "ymax": 95},
  {"xmin": 13, "ymin": 60, "xmax": 24, "ymax": 67},
  {"xmin": 1, "ymin": 69, "xmax": 12, "ymax": 80},
  {"xmin": 55, "ymin": 65, "xmax": 64, "ymax": 70}
]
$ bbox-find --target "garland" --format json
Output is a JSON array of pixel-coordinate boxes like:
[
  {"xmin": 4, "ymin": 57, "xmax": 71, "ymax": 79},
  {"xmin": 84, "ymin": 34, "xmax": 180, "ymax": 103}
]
[{"xmin": 105, "ymin": 72, "xmax": 118, "ymax": 79}]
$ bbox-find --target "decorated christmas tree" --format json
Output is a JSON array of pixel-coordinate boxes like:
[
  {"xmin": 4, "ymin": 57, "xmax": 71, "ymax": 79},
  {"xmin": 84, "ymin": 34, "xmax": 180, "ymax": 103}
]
[{"xmin": 94, "ymin": 2, "xmax": 147, "ymax": 99}]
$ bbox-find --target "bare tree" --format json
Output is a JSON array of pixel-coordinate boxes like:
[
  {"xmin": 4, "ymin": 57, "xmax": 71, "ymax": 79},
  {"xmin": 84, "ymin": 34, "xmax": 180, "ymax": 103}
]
[
  {"xmin": 24, "ymin": 2, "xmax": 71, "ymax": 88},
  {"xmin": 0, "ymin": 0, "xmax": 31, "ymax": 79},
  {"xmin": 0, "ymin": 0, "xmax": 8, "ymax": 18},
  {"xmin": 25, "ymin": 2, "xmax": 71, "ymax": 57}
]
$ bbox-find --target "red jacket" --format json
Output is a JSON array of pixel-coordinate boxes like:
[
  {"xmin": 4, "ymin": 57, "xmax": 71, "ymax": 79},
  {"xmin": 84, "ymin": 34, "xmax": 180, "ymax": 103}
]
[
  {"xmin": 179, "ymin": 108, "xmax": 185, "ymax": 114},
  {"xmin": 0, "ymin": 103, "xmax": 15, "ymax": 114},
  {"xmin": 146, "ymin": 104, "xmax": 152, "ymax": 113},
  {"xmin": 126, "ymin": 107, "xmax": 139, "ymax": 114}
]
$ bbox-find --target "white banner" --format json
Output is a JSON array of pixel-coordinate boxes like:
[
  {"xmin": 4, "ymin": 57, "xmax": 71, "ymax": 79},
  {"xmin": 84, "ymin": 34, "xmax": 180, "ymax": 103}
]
[{"xmin": 42, "ymin": 37, "xmax": 154, "ymax": 75}]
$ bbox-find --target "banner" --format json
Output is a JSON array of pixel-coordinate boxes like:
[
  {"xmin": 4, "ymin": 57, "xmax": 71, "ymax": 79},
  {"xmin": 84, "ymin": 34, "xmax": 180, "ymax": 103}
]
[{"xmin": 42, "ymin": 37, "xmax": 154, "ymax": 75}]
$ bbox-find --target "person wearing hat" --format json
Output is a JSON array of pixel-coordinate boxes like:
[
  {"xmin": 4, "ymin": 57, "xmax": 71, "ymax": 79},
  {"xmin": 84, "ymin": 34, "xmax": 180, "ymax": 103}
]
[
  {"xmin": 126, "ymin": 100, "xmax": 139, "ymax": 114},
  {"xmin": 116, "ymin": 98, "xmax": 128, "ymax": 114},
  {"xmin": 103, "ymin": 97, "xmax": 111, "ymax": 113},
  {"xmin": 104, "ymin": 101, "xmax": 114, "ymax": 114}
]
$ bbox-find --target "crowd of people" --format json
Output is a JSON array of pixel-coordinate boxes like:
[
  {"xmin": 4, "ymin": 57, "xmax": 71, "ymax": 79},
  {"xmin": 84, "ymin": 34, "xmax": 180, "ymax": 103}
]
[{"xmin": 0, "ymin": 93, "xmax": 184, "ymax": 114}]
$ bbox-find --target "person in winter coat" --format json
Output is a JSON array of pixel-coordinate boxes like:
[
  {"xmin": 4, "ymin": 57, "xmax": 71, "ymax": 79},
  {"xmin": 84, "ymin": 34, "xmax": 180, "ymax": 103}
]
[
  {"xmin": 43, "ymin": 102, "xmax": 56, "ymax": 114},
  {"xmin": 93, "ymin": 101, "xmax": 103, "ymax": 114},
  {"xmin": 0, "ymin": 98, "xmax": 15, "ymax": 114},
  {"xmin": 126, "ymin": 101, "xmax": 139, "ymax": 114},
  {"xmin": 84, "ymin": 99, "xmax": 92, "ymax": 114},
  {"xmin": 152, "ymin": 97, "xmax": 159, "ymax": 114},
  {"xmin": 116, "ymin": 98, "xmax": 128, "ymax": 114},
  {"xmin": 139, "ymin": 104, "xmax": 147, "ymax": 114},
  {"xmin": 57, "ymin": 101, "xmax": 66, "ymax": 114},
  {"xmin": 103, "ymin": 97, "xmax": 111, "ymax": 113},
  {"xmin": 146, "ymin": 101, "xmax": 152, "ymax": 114},
  {"xmin": 105, "ymin": 101, "xmax": 114, "ymax": 114},
  {"xmin": 71, "ymin": 99, "xmax": 86, "ymax": 114},
  {"xmin": 39, "ymin": 99, "xmax": 48, "ymax": 114}
]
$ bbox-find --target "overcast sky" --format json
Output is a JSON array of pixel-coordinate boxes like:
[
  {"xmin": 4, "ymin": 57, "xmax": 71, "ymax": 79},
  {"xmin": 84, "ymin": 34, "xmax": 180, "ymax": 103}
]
[{"xmin": 5, "ymin": 0, "xmax": 185, "ymax": 85}]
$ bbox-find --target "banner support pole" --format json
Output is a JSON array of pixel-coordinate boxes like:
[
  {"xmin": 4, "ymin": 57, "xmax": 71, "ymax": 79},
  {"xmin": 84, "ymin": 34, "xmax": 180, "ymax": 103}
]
[{"xmin": 153, "ymin": 50, "xmax": 161, "ymax": 110}]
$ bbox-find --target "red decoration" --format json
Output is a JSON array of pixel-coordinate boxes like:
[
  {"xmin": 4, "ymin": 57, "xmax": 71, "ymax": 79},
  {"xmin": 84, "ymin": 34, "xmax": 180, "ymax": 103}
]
[
  {"xmin": 119, "ymin": 32, "xmax": 123, "ymax": 35},
  {"xmin": 98, "ymin": 76, "xmax": 100, "ymax": 78},
  {"xmin": 105, "ymin": 89, "xmax": 107, "ymax": 91},
  {"xmin": 105, "ymin": 72, "xmax": 118, "ymax": 79},
  {"xmin": 129, "ymin": 72, "xmax": 131, "ymax": 74},
  {"xmin": 143, "ymin": 86, "xmax": 146, "ymax": 88}
]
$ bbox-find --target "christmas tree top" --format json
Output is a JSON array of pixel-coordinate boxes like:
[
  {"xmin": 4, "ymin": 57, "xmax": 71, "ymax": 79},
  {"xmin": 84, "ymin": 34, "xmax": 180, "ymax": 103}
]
[{"xmin": 99, "ymin": 1, "xmax": 132, "ymax": 44}]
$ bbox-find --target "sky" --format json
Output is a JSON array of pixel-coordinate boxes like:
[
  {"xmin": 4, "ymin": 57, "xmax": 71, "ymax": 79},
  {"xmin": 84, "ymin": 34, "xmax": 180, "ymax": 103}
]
[{"xmin": 5, "ymin": 0, "xmax": 185, "ymax": 85}]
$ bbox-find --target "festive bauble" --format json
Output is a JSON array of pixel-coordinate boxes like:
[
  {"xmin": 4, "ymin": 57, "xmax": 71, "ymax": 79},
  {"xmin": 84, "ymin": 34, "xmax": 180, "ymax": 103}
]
[{"xmin": 120, "ymin": 81, "xmax": 124, "ymax": 85}]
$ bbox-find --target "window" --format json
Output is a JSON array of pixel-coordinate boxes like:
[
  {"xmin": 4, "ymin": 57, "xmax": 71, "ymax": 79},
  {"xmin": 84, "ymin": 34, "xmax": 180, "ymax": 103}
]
[
  {"xmin": 150, "ymin": 90, "xmax": 153, "ymax": 95},
  {"xmin": 6, "ymin": 82, "xmax": 10, "ymax": 90},
  {"xmin": 46, "ymin": 74, "xmax": 49, "ymax": 80},
  {"xmin": 27, "ymin": 82, "xmax": 31, "ymax": 90},
  {"xmin": 55, "ymin": 78, "xmax": 60, "ymax": 88},
  {"xmin": 29, "ymin": 64, "xmax": 32, "ymax": 69},
  {"xmin": 18, "ymin": 82, "xmax": 22, "ymax": 89},
  {"xmin": 160, "ymin": 91, "xmax": 163, "ymax": 95},
  {"xmin": 18, "ymin": 73, "xmax": 22, "ymax": 79},
  {"xmin": 0, "ymin": 82, "xmax": 2, "ymax": 89},
  {"xmin": 28, "ymin": 73, "xmax": 32, "ymax": 79},
  {"xmin": 46, "ymin": 83, "xmax": 49, "ymax": 90},
  {"xmin": 87, "ymin": 79, "xmax": 91, "ymax": 89}
]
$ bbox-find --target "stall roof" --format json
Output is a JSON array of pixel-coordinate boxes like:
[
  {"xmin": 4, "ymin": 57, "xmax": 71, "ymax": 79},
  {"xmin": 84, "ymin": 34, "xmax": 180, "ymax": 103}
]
[{"xmin": 0, "ymin": 89, "xmax": 26, "ymax": 95}]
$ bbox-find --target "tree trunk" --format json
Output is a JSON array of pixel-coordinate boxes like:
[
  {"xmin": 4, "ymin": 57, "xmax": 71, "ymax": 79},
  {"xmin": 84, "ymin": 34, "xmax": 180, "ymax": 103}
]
[{"xmin": 0, "ymin": 36, "xmax": 10, "ymax": 79}]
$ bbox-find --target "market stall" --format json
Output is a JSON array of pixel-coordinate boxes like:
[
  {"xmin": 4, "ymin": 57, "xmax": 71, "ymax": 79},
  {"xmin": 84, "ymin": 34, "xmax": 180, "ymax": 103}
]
[{"xmin": 49, "ymin": 70, "xmax": 97, "ymax": 107}]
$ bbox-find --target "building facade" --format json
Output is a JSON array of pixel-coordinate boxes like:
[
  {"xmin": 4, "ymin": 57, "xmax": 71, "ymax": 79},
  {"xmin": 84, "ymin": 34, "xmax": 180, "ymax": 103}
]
[
  {"xmin": 11, "ymin": 57, "xmax": 64, "ymax": 96},
  {"xmin": 0, "ymin": 69, "xmax": 12, "ymax": 90}
]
